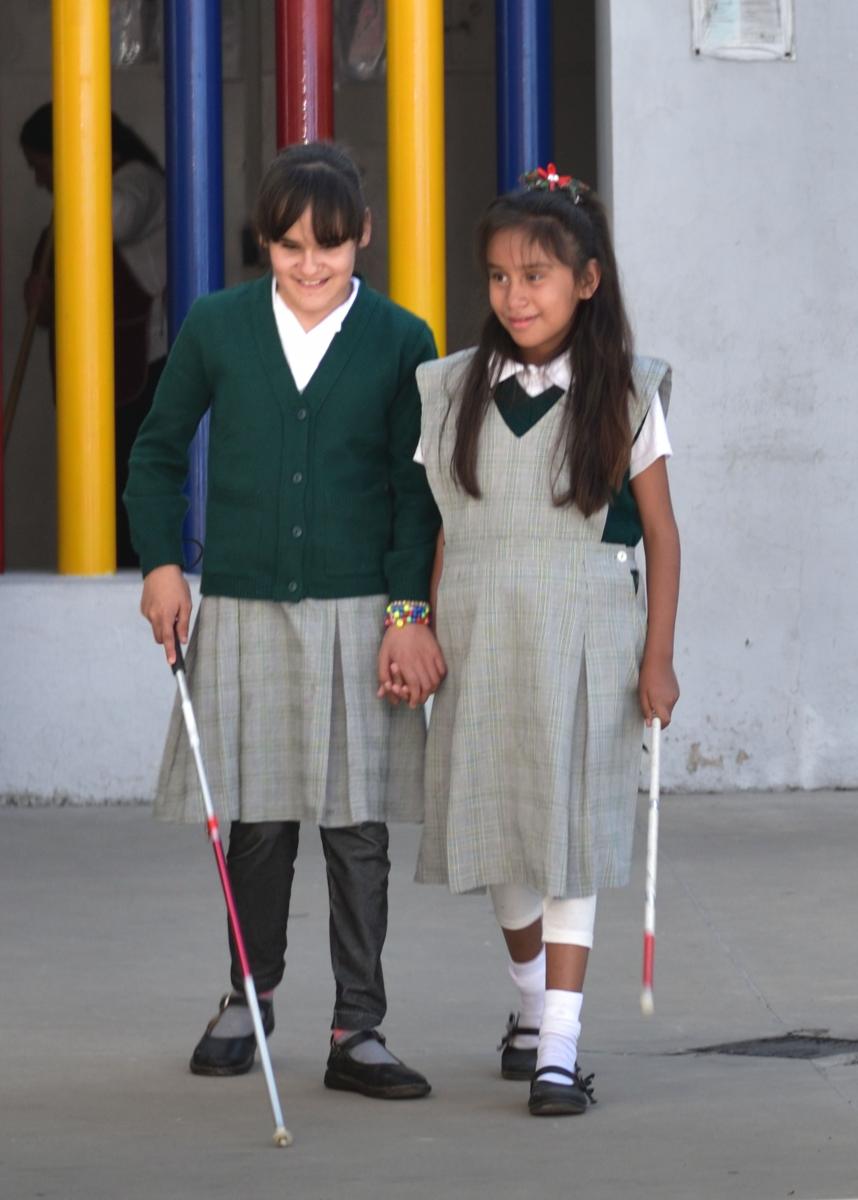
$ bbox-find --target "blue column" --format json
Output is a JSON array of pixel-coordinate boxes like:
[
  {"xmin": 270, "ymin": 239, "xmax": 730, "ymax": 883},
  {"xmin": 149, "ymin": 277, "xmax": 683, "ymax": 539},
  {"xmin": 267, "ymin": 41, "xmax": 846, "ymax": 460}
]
[
  {"xmin": 164, "ymin": 0, "xmax": 224, "ymax": 571},
  {"xmin": 495, "ymin": 0, "xmax": 553, "ymax": 193}
]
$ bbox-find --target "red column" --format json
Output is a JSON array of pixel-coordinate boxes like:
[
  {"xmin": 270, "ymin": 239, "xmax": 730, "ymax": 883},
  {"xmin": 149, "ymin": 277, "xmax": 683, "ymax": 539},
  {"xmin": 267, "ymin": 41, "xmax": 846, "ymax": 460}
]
[{"xmin": 275, "ymin": 0, "xmax": 334, "ymax": 147}]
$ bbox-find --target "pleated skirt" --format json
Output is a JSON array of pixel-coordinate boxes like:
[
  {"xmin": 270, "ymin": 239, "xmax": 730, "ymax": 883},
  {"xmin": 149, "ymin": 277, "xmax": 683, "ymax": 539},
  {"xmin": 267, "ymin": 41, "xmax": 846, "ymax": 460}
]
[
  {"xmin": 155, "ymin": 595, "xmax": 426, "ymax": 826},
  {"xmin": 416, "ymin": 542, "xmax": 647, "ymax": 898}
]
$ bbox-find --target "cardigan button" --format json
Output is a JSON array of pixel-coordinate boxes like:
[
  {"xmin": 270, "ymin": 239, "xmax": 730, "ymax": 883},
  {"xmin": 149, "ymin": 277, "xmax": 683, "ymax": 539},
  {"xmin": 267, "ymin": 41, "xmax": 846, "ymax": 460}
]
[
  {"xmin": 292, "ymin": 526, "xmax": 303, "ymax": 539},
  {"xmin": 287, "ymin": 580, "xmax": 298, "ymax": 593},
  {"xmin": 296, "ymin": 407, "xmax": 308, "ymax": 420},
  {"xmin": 292, "ymin": 472, "xmax": 303, "ymax": 484}
]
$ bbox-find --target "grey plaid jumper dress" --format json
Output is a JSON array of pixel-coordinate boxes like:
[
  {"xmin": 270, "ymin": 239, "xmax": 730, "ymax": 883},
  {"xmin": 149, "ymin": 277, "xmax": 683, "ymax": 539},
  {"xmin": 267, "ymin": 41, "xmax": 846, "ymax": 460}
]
[{"xmin": 416, "ymin": 350, "xmax": 671, "ymax": 897}]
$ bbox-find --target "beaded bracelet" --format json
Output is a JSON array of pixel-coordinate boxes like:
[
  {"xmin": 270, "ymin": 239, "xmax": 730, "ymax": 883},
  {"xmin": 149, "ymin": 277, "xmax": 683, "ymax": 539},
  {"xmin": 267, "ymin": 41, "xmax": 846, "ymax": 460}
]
[{"xmin": 384, "ymin": 600, "xmax": 431, "ymax": 629}]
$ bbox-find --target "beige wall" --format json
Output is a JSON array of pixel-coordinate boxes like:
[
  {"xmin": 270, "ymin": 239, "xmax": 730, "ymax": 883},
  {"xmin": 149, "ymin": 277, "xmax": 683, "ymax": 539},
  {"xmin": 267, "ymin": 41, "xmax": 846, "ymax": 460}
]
[{"xmin": 603, "ymin": 0, "xmax": 858, "ymax": 790}]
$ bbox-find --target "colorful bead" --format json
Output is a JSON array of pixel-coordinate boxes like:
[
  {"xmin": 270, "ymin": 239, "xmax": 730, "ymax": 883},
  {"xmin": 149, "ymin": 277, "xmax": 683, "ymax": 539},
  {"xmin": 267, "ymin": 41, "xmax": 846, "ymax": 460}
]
[{"xmin": 384, "ymin": 599, "xmax": 431, "ymax": 629}]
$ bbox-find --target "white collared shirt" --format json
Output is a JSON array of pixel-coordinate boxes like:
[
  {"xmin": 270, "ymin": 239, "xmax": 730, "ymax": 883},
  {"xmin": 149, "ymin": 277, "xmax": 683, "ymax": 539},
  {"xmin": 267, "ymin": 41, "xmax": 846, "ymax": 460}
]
[
  {"xmin": 492, "ymin": 355, "xmax": 672, "ymax": 479},
  {"xmin": 415, "ymin": 353, "xmax": 672, "ymax": 478},
  {"xmin": 271, "ymin": 276, "xmax": 361, "ymax": 392}
]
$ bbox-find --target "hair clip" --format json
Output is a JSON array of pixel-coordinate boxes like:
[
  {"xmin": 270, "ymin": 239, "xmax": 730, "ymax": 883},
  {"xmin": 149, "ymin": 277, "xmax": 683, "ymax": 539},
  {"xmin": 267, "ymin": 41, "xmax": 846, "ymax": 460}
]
[{"xmin": 521, "ymin": 163, "xmax": 590, "ymax": 205}]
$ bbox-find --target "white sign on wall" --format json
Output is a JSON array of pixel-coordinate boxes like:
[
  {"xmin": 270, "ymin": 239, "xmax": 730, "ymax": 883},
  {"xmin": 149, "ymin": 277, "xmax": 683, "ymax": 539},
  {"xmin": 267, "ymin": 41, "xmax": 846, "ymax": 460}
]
[{"xmin": 692, "ymin": 0, "xmax": 796, "ymax": 61}]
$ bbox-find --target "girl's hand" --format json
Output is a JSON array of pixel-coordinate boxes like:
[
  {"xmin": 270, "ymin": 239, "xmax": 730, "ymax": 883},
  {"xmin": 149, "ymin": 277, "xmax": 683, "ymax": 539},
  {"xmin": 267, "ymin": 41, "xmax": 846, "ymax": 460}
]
[
  {"xmin": 379, "ymin": 661, "xmax": 410, "ymax": 707},
  {"xmin": 376, "ymin": 625, "xmax": 447, "ymax": 709},
  {"xmin": 140, "ymin": 564, "xmax": 192, "ymax": 665},
  {"xmin": 638, "ymin": 654, "xmax": 679, "ymax": 728}
]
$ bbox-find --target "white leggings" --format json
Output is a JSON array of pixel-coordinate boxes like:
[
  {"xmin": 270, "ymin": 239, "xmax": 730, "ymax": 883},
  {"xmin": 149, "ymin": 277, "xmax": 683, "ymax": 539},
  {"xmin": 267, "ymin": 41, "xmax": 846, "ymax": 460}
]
[{"xmin": 489, "ymin": 884, "xmax": 597, "ymax": 948}]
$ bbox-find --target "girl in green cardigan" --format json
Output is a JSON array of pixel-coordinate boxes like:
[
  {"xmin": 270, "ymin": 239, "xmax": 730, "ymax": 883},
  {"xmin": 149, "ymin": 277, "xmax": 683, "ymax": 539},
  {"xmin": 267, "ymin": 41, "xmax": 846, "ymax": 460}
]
[{"xmin": 125, "ymin": 143, "xmax": 445, "ymax": 1099}]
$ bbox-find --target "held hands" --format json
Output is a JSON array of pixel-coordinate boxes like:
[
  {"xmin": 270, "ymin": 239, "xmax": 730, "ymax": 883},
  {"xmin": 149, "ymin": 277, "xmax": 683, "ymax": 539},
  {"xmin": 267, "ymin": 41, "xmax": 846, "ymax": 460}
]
[
  {"xmin": 140, "ymin": 564, "xmax": 192, "ymax": 665},
  {"xmin": 376, "ymin": 624, "xmax": 447, "ymax": 709},
  {"xmin": 638, "ymin": 652, "xmax": 679, "ymax": 728}
]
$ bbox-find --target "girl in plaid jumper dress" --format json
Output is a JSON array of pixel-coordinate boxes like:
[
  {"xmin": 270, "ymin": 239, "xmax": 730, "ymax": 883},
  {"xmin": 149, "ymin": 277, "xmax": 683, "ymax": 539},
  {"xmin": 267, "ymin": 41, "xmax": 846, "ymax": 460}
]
[{"xmin": 402, "ymin": 172, "xmax": 680, "ymax": 1116}]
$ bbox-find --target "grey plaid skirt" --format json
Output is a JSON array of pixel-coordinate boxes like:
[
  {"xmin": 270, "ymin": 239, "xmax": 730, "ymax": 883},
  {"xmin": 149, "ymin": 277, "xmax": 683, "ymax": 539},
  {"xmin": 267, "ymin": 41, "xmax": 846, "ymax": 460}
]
[
  {"xmin": 416, "ymin": 350, "xmax": 668, "ymax": 898},
  {"xmin": 155, "ymin": 594, "xmax": 426, "ymax": 826}
]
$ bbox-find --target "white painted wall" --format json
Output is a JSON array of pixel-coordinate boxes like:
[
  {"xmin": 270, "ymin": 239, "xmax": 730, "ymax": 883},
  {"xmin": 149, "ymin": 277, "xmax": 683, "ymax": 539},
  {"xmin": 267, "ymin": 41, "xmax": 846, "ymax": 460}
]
[
  {"xmin": 603, "ymin": 0, "xmax": 858, "ymax": 789},
  {"xmin": 0, "ymin": 575, "xmax": 199, "ymax": 803},
  {"xmin": 4, "ymin": 2, "xmax": 853, "ymax": 799}
]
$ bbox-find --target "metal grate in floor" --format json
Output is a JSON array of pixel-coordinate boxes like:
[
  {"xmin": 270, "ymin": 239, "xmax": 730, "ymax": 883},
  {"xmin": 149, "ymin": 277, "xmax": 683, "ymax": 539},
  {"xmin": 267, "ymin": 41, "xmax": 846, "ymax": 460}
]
[{"xmin": 688, "ymin": 1031, "xmax": 858, "ymax": 1060}]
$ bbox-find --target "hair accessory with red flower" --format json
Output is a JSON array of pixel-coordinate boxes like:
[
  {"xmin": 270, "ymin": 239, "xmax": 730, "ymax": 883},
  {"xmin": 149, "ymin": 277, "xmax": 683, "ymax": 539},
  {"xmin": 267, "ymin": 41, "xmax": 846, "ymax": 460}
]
[{"xmin": 521, "ymin": 163, "xmax": 590, "ymax": 205}]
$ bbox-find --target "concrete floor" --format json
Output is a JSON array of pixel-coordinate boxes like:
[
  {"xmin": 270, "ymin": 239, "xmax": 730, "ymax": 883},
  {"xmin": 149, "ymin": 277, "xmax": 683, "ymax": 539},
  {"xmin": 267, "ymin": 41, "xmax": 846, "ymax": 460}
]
[{"xmin": 2, "ymin": 792, "xmax": 858, "ymax": 1200}]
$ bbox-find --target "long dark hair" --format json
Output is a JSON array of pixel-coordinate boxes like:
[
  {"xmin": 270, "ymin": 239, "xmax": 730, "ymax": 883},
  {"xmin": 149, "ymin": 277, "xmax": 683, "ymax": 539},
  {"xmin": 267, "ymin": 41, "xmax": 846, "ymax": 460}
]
[
  {"xmin": 20, "ymin": 102, "xmax": 163, "ymax": 173},
  {"xmin": 254, "ymin": 141, "xmax": 366, "ymax": 247},
  {"xmin": 449, "ymin": 186, "xmax": 634, "ymax": 515}
]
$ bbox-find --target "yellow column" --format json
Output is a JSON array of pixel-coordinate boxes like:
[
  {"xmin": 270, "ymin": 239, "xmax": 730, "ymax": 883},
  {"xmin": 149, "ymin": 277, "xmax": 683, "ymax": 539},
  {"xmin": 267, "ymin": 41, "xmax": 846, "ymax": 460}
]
[
  {"xmin": 387, "ymin": 0, "xmax": 446, "ymax": 354},
  {"xmin": 53, "ymin": 0, "xmax": 115, "ymax": 573}
]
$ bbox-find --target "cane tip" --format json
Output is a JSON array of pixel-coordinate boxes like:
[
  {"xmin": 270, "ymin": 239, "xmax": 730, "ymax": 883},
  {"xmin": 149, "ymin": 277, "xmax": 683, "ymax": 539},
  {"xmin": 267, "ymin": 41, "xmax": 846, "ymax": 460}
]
[
  {"xmin": 640, "ymin": 988, "xmax": 654, "ymax": 1017},
  {"xmin": 273, "ymin": 1126, "xmax": 293, "ymax": 1148}
]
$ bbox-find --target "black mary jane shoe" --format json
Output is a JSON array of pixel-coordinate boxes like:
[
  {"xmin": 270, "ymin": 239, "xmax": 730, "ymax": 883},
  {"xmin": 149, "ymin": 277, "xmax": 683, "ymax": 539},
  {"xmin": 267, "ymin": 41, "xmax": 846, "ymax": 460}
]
[
  {"xmin": 528, "ymin": 1064, "xmax": 596, "ymax": 1116},
  {"xmin": 189, "ymin": 993, "xmax": 275, "ymax": 1077},
  {"xmin": 498, "ymin": 1012, "xmax": 539, "ymax": 1080},
  {"xmin": 324, "ymin": 1029, "xmax": 431, "ymax": 1100}
]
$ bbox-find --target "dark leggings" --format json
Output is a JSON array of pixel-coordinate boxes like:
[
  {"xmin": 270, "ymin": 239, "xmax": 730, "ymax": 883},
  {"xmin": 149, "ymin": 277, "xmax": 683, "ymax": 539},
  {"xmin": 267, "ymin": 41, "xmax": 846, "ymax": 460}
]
[{"xmin": 226, "ymin": 820, "xmax": 391, "ymax": 1030}]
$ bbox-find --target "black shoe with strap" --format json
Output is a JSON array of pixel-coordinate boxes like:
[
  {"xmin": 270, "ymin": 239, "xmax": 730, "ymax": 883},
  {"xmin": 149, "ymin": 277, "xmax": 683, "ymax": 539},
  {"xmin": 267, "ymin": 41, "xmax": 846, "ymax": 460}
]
[
  {"xmin": 189, "ymin": 992, "xmax": 275, "ymax": 1077},
  {"xmin": 498, "ymin": 1012, "xmax": 539, "ymax": 1080},
  {"xmin": 324, "ymin": 1029, "xmax": 431, "ymax": 1100},
  {"xmin": 528, "ymin": 1064, "xmax": 596, "ymax": 1116}
]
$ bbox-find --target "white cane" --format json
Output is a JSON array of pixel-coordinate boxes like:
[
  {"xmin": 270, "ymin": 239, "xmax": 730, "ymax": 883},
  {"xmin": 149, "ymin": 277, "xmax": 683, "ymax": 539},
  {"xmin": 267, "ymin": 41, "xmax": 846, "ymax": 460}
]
[
  {"xmin": 641, "ymin": 717, "xmax": 661, "ymax": 1016},
  {"xmin": 171, "ymin": 639, "xmax": 292, "ymax": 1147}
]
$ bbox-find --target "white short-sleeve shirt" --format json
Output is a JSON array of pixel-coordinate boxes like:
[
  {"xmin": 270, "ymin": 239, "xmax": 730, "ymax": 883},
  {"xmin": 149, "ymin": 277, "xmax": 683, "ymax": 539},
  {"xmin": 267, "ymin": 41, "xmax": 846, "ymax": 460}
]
[{"xmin": 415, "ymin": 354, "xmax": 672, "ymax": 476}]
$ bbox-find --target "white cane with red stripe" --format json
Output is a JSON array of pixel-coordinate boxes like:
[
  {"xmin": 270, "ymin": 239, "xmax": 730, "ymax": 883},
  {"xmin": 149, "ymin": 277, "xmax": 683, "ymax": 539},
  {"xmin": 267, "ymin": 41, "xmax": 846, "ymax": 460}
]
[
  {"xmin": 172, "ymin": 641, "xmax": 292, "ymax": 1147},
  {"xmin": 641, "ymin": 717, "xmax": 661, "ymax": 1016}
]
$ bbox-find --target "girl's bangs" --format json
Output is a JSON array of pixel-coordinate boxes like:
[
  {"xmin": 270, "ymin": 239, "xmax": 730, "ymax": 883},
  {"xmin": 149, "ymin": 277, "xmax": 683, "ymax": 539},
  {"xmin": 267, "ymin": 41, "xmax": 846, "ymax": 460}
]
[
  {"xmin": 479, "ymin": 199, "xmax": 584, "ymax": 272},
  {"xmin": 268, "ymin": 168, "xmax": 364, "ymax": 246},
  {"xmin": 517, "ymin": 221, "xmax": 574, "ymax": 267}
]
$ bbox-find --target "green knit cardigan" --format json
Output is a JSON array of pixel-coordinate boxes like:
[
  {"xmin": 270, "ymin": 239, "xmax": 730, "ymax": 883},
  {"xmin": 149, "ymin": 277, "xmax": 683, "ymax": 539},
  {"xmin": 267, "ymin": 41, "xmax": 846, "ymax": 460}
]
[{"xmin": 124, "ymin": 275, "xmax": 441, "ymax": 602}]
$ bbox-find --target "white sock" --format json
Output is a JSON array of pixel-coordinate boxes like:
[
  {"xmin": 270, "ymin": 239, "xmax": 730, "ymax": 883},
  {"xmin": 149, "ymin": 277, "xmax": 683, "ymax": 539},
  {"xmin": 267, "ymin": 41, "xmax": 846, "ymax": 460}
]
[
  {"xmin": 536, "ymin": 989, "xmax": 582, "ymax": 1085},
  {"xmin": 333, "ymin": 1029, "xmax": 399, "ymax": 1065},
  {"xmin": 508, "ymin": 947, "xmax": 545, "ymax": 1049},
  {"xmin": 210, "ymin": 990, "xmax": 274, "ymax": 1039}
]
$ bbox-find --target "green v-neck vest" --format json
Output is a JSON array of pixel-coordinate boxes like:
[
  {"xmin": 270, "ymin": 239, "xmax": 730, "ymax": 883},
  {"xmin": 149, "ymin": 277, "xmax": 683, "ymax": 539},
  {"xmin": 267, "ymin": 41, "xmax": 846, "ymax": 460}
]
[
  {"xmin": 493, "ymin": 376, "xmax": 563, "ymax": 436},
  {"xmin": 124, "ymin": 274, "xmax": 440, "ymax": 602},
  {"xmin": 491, "ymin": 366, "xmax": 671, "ymax": 545}
]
